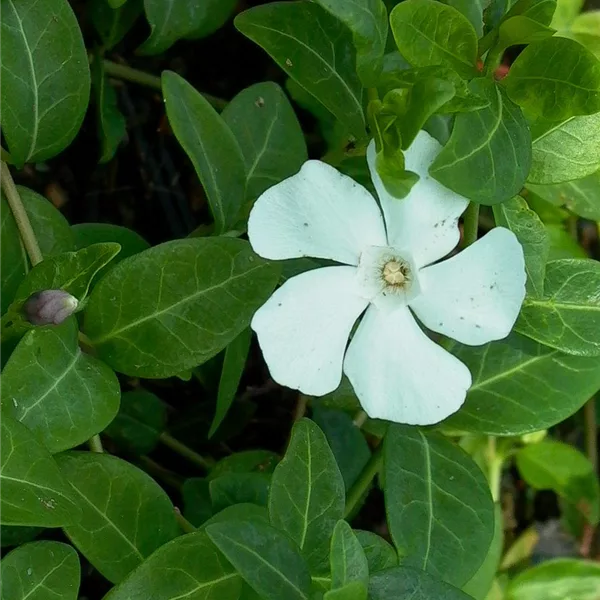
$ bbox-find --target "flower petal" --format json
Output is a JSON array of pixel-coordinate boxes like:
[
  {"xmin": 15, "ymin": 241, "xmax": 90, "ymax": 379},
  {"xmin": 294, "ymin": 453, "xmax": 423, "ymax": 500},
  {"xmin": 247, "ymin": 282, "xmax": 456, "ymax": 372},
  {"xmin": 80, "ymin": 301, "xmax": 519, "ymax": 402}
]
[
  {"xmin": 344, "ymin": 305, "xmax": 471, "ymax": 424},
  {"xmin": 367, "ymin": 131, "xmax": 469, "ymax": 268},
  {"xmin": 410, "ymin": 227, "xmax": 526, "ymax": 345},
  {"xmin": 248, "ymin": 161, "xmax": 387, "ymax": 265},
  {"xmin": 252, "ymin": 266, "xmax": 368, "ymax": 396}
]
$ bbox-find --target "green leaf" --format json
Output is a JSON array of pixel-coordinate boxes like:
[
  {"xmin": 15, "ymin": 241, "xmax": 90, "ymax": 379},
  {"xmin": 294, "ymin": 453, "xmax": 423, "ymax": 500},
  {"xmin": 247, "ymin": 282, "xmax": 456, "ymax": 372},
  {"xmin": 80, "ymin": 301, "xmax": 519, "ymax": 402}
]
[
  {"xmin": 497, "ymin": 16, "xmax": 555, "ymax": 51},
  {"xmin": 235, "ymin": 2, "xmax": 366, "ymax": 139},
  {"xmin": 324, "ymin": 581, "xmax": 368, "ymax": 600},
  {"xmin": 390, "ymin": 0, "xmax": 478, "ymax": 77},
  {"xmin": 269, "ymin": 418, "xmax": 345, "ymax": 574},
  {"xmin": 207, "ymin": 519, "xmax": 312, "ymax": 600},
  {"xmin": 1, "ymin": 187, "xmax": 75, "ymax": 314},
  {"xmin": 137, "ymin": 0, "xmax": 196, "ymax": 54},
  {"xmin": 57, "ymin": 452, "xmax": 179, "ymax": 583},
  {"xmin": 493, "ymin": 196, "xmax": 549, "ymax": 298},
  {"xmin": 0, "ymin": 414, "xmax": 81, "ymax": 527},
  {"xmin": 0, "ymin": 0, "xmax": 91, "ymax": 165},
  {"xmin": 200, "ymin": 504, "xmax": 269, "ymax": 529},
  {"xmin": 184, "ymin": 0, "xmax": 238, "ymax": 39},
  {"xmin": 566, "ymin": 11, "xmax": 600, "ymax": 60},
  {"xmin": 104, "ymin": 389, "xmax": 166, "ymax": 454},
  {"xmin": 444, "ymin": 332, "xmax": 600, "ymax": 435},
  {"xmin": 504, "ymin": 37, "xmax": 600, "ymax": 120},
  {"xmin": 0, "ymin": 525, "xmax": 43, "ymax": 548},
  {"xmin": 210, "ymin": 328, "xmax": 251, "ymax": 437},
  {"xmin": 516, "ymin": 440, "xmax": 600, "ymax": 523},
  {"xmin": 92, "ymin": 58, "xmax": 126, "ymax": 164},
  {"xmin": 104, "ymin": 531, "xmax": 242, "ymax": 600},
  {"xmin": 0, "ymin": 541, "xmax": 80, "ymax": 600},
  {"xmin": 222, "ymin": 82, "xmax": 307, "ymax": 202},
  {"xmin": 384, "ymin": 425, "xmax": 494, "ymax": 587},
  {"xmin": 182, "ymin": 478, "xmax": 213, "ymax": 527},
  {"xmin": 441, "ymin": 0, "xmax": 486, "ymax": 36},
  {"xmin": 83, "ymin": 237, "xmax": 279, "ymax": 378},
  {"xmin": 210, "ymin": 473, "xmax": 270, "ymax": 513},
  {"xmin": 506, "ymin": 558, "xmax": 600, "ymax": 600},
  {"xmin": 13, "ymin": 242, "xmax": 121, "ymax": 307},
  {"xmin": 462, "ymin": 505, "xmax": 504, "ymax": 600},
  {"xmin": 1, "ymin": 318, "xmax": 120, "ymax": 453},
  {"xmin": 369, "ymin": 566, "xmax": 473, "ymax": 600},
  {"xmin": 506, "ymin": 0, "xmax": 557, "ymax": 27},
  {"xmin": 162, "ymin": 71, "xmax": 247, "ymax": 233},
  {"xmin": 354, "ymin": 530, "xmax": 398, "ymax": 573},
  {"xmin": 516, "ymin": 259, "xmax": 600, "ymax": 356},
  {"xmin": 330, "ymin": 521, "xmax": 369, "ymax": 589},
  {"xmin": 311, "ymin": 408, "xmax": 371, "ymax": 490},
  {"xmin": 431, "ymin": 78, "xmax": 531, "ymax": 205},
  {"xmin": 528, "ymin": 113, "xmax": 600, "ymax": 184},
  {"xmin": 526, "ymin": 171, "xmax": 600, "ymax": 220},
  {"xmin": 208, "ymin": 450, "xmax": 279, "ymax": 480},
  {"xmin": 313, "ymin": 0, "xmax": 388, "ymax": 87},
  {"xmin": 89, "ymin": 0, "xmax": 142, "ymax": 49},
  {"xmin": 551, "ymin": 0, "xmax": 584, "ymax": 29}
]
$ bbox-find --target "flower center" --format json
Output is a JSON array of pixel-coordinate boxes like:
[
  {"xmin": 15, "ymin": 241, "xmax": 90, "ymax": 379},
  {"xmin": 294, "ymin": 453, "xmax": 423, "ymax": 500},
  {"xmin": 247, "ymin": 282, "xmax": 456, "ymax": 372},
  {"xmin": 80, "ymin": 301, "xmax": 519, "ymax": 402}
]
[{"xmin": 382, "ymin": 259, "xmax": 408, "ymax": 286}]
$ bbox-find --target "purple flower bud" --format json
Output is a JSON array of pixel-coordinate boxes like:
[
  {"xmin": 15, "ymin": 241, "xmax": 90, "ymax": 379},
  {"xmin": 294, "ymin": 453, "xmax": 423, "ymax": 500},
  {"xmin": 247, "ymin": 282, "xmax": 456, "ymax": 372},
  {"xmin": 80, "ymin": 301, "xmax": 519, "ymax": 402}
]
[{"xmin": 23, "ymin": 290, "xmax": 79, "ymax": 326}]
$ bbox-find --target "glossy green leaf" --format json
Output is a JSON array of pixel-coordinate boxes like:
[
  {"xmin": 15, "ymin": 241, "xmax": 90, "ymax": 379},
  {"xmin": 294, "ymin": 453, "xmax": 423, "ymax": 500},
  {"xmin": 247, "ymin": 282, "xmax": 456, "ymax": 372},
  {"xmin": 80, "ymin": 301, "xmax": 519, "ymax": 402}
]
[
  {"xmin": 92, "ymin": 58, "xmax": 126, "ymax": 164},
  {"xmin": 1, "ymin": 187, "xmax": 75, "ymax": 314},
  {"xmin": 0, "ymin": 0, "xmax": 91, "ymax": 165},
  {"xmin": 441, "ymin": 0, "xmax": 486, "ymax": 36},
  {"xmin": 104, "ymin": 389, "xmax": 167, "ymax": 454},
  {"xmin": 184, "ymin": 0, "xmax": 238, "ymax": 39},
  {"xmin": 311, "ymin": 408, "xmax": 370, "ymax": 490},
  {"xmin": 384, "ymin": 425, "xmax": 494, "ymax": 587},
  {"xmin": 566, "ymin": 11, "xmax": 600, "ymax": 60},
  {"xmin": 0, "ymin": 414, "xmax": 81, "ymax": 527},
  {"xmin": 330, "ymin": 521, "xmax": 369, "ymax": 589},
  {"xmin": 444, "ymin": 332, "xmax": 600, "ymax": 435},
  {"xmin": 182, "ymin": 478, "xmax": 213, "ymax": 527},
  {"xmin": 0, "ymin": 541, "xmax": 80, "ymax": 600},
  {"xmin": 551, "ymin": 0, "xmax": 582, "ymax": 28},
  {"xmin": 314, "ymin": 0, "xmax": 388, "ymax": 87},
  {"xmin": 526, "ymin": 170, "xmax": 600, "ymax": 220},
  {"xmin": 324, "ymin": 581, "xmax": 367, "ymax": 600},
  {"xmin": 12, "ymin": 242, "xmax": 121, "ymax": 308},
  {"xmin": 528, "ymin": 113, "xmax": 600, "ymax": 184},
  {"xmin": 83, "ymin": 237, "xmax": 279, "ymax": 378},
  {"xmin": 390, "ymin": 0, "xmax": 478, "ymax": 77},
  {"xmin": 497, "ymin": 16, "xmax": 555, "ymax": 51},
  {"xmin": 516, "ymin": 441, "xmax": 600, "ymax": 523},
  {"xmin": 505, "ymin": 37, "xmax": 600, "ymax": 120},
  {"xmin": 200, "ymin": 504, "xmax": 269, "ymax": 529},
  {"xmin": 1, "ymin": 318, "xmax": 120, "ymax": 453},
  {"xmin": 235, "ymin": 2, "xmax": 365, "ymax": 138},
  {"xmin": 89, "ymin": 0, "xmax": 142, "ymax": 49},
  {"xmin": 208, "ymin": 450, "xmax": 279, "ymax": 480},
  {"xmin": 431, "ymin": 78, "xmax": 531, "ymax": 205},
  {"xmin": 269, "ymin": 418, "xmax": 345, "ymax": 574},
  {"xmin": 138, "ymin": 0, "xmax": 196, "ymax": 53},
  {"xmin": 493, "ymin": 196, "xmax": 549, "ymax": 298},
  {"xmin": 506, "ymin": 0, "xmax": 557, "ymax": 27},
  {"xmin": 163, "ymin": 71, "xmax": 247, "ymax": 233},
  {"xmin": 222, "ymin": 82, "xmax": 307, "ymax": 202},
  {"xmin": 57, "ymin": 452, "xmax": 179, "ymax": 583},
  {"xmin": 354, "ymin": 531, "xmax": 398, "ymax": 573},
  {"xmin": 207, "ymin": 519, "xmax": 312, "ymax": 600},
  {"xmin": 104, "ymin": 531, "xmax": 241, "ymax": 600},
  {"xmin": 210, "ymin": 473, "xmax": 270, "ymax": 513},
  {"xmin": 516, "ymin": 259, "xmax": 600, "ymax": 356},
  {"xmin": 462, "ymin": 505, "xmax": 503, "ymax": 600},
  {"xmin": 210, "ymin": 328, "xmax": 251, "ymax": 437},
  {"xmin": 507, "ymin": 559, "xmax": 600, "ymax": 600},
  {"xmin": 369, "ymin": 566, "xmax": 473, "ymax": 600}
]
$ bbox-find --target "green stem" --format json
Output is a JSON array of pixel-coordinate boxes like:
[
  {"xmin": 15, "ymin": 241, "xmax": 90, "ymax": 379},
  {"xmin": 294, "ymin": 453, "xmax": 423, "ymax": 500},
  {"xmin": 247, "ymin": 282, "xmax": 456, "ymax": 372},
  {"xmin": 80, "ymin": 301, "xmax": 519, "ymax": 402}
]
[
  {"xmin": 1, "ymin": 146, "xmax": 12, "ymax": 163},
  {"xmin": 89, "ymin": 434, "xmax": 104, "ymax": 453},
  {"xmin": 159, "ymin": 432, "xmax": 214, "ymax": 470},
  {"xmin": 487, "ymin": 437, "xmax": 502, "ymax": 502},
  {"xmin": 294, "ymin": 394, "xmax": 309, "ymax": 421},
  {"xmin": 584, "ymin": 398, "xmax": 598, "ymax": 473},
  {"xmin": 102, "ymin": 60, "xmax": 228, "ymax": 111},
  {"xmin": 344, "ymin": 444, "xmax": 383, "ymax": 518},
  {"xmin": 483, "ymin": 45, "xmax": 504, "ymax": 76},
  {"xmin": 1, "ymin": 161, "xmax": 43, "ymax": 265},
  {"xmin": 353, "ymin": 410, "xmax": 368, "ymax": 428},
  {"xmin": 174, "ymin": 509, "xmax": 197, "ymax": 533},
  {"xmin": 463, "ymin": 202, "xmax": 480, "ymax": 247}
]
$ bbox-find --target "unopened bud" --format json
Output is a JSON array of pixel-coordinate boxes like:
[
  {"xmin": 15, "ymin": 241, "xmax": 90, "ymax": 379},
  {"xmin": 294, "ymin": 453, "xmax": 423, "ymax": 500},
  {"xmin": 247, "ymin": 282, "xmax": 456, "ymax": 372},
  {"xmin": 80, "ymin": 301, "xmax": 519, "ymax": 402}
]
[{"xmin": 23, "ymin": 290, "xmax": 79, "ymax": 325}]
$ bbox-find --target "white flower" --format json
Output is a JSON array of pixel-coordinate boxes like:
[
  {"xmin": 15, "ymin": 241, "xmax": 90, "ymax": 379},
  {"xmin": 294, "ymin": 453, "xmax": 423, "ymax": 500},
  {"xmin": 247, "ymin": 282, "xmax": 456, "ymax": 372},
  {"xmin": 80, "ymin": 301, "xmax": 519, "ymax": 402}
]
[{"xmin": 248, "ymin": 131, "xmax": 526, "ymax": 425}]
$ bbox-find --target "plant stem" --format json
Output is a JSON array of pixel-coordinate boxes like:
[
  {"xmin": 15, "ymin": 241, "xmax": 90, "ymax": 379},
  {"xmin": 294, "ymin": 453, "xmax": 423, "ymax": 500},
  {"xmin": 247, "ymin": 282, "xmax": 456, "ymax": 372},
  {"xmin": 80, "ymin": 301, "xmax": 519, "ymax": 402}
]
[
  {"xmin": 344, "ymin": 443, "xmax": 383, "ymax": 518},
  {"xmin": 174, "ymin": 509, "xmax": 197, "ymax": 533},
  {"xmin": 294, "ymin": 394, "xmax": 309, "ymax": 421},
  {"xmin": 159, "ymin": 432, "xmax": 214, "ymax": 470},
  {"xmin": 584, "ymin": 398, "xmax": 598, "ymax": 473},
  {"xmin": 353, "ymin": 410, "xmax": 368, "ymax": 428},
  {"xmin": 1, "ymin": 146, "xmax": 12, "ymax": 163},
  {"xmin": 487, "ymin": 436, "xmax": 502, "ymax": 502},
  {"xmin": 1, "ymin": 161, "xmax": 43, "ymax": 265},
  {"xmin": 462, "ymin": 202, "xmax": 480, "ymax": 247},
  {"xmin": 102, "ymin": 59, "xmax": 228, "ymax": 111},
  {"xmin": 89, "ymin": 434, "xmax": 104, "ymax": 453}
]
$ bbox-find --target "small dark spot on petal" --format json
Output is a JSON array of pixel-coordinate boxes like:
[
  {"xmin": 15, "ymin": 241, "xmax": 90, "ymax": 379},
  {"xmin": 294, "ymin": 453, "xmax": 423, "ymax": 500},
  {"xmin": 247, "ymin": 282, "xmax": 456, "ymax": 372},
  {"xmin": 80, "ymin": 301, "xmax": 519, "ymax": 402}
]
[
  {"xmin": 303, "ymin": 222, "xmax": 309, "ymax": 227},
  {"xmin": 475, "ymin": 324, "xmax": 481, "ymax": 329},
  {"xmin": 278, "ymin": 303, "xmax": 282, "ymax": 307}
]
